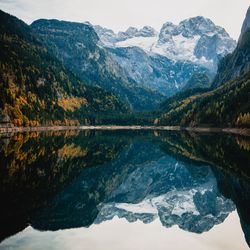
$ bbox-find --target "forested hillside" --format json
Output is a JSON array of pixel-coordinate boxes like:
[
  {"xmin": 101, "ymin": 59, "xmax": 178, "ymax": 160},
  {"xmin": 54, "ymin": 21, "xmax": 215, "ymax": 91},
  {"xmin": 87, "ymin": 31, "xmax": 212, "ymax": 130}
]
[{"xmin": 0, "ymin": 10, "xmax": 128, "ymax": 126}]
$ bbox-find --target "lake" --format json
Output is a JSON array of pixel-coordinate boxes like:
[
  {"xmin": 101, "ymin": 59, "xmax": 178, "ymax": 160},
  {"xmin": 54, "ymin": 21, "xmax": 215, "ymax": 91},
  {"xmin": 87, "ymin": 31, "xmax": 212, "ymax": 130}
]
[{"xmin": 0, "ymin": 130, "xmax": 249, "ymax": 250}]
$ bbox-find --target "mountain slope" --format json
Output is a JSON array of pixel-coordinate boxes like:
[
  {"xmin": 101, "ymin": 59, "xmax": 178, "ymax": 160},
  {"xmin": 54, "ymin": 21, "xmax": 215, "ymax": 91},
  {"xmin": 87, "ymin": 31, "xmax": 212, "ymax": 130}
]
[
  {"xmin": 0, "ymin": 10, "xmax": 127, "ymax": 126},
  {"xmin": 183, "ymin": 73, "xmax": 211, "ymax": 90},
  {"xmin": 213, "ymin": 30, "xmax": 250, "ymax": 87},
  {"xmin": 107, "ymin": 46, "xmax": 211, "ymax": 96},
  {"xmin": 159, "ymin": 70, "xmax": 250, "ymax": 127},
  {"xmin": 239, "ymin": 6, "xmax": 250, "ymax": 42},
  {"xmin": 31, "ymin": 19, "xmax": 164, "ymax": 111},
  {"xmin": 212, "ymin": 7, "xmax": 250, "ymax": 88}
]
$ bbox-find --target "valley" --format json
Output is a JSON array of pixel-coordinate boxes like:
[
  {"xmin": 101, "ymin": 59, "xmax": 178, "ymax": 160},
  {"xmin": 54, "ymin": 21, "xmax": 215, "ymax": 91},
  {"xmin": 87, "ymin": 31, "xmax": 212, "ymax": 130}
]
[{"xmin": 0, "ymin": 6, "xmax": 249, "ymax": 129}]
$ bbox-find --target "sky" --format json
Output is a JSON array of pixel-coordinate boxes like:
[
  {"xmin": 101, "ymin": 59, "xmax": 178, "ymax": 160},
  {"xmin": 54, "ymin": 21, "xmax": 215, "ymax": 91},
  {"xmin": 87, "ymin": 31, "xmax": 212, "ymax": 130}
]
[{"xmin": 0, "ymin": 0, "xmax": 249, "ymax": 40}]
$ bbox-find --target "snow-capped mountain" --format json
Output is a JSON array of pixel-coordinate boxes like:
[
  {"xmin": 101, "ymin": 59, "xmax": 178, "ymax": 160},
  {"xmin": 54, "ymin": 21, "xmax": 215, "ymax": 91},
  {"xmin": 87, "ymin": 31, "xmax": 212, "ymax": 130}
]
[
  {"xmin": 94, "ymin": 17, "xmax": 236, "ymax": 96},
  {"xmin": 94, "ymin": 155, "xmax": 235, "ymax": 233},
  {"xmin": 95, "ymin": 17, "xmax": 236, "ymax": 71}
]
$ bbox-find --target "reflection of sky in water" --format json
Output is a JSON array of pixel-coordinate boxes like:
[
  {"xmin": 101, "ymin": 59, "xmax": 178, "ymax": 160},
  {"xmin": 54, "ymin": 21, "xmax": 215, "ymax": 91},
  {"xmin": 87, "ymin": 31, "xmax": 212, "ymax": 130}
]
[{"xmin": 0, "ymin": 212, "xmax": 248, "ymax": 250}]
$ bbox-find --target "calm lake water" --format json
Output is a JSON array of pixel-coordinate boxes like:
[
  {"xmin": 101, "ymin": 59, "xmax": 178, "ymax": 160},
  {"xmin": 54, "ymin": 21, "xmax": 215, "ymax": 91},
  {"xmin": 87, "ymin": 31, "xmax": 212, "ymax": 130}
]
[{"xmin": 0, "ymin": 130, "xmax": 250, "ymax": 250}]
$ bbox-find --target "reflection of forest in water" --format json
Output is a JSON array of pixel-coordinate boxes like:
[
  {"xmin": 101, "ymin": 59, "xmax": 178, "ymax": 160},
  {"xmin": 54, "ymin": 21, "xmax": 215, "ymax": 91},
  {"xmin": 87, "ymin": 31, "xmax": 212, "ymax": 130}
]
[{"xmin": 0, "ymin": 130, "xmax": 250, "ymax": 246}]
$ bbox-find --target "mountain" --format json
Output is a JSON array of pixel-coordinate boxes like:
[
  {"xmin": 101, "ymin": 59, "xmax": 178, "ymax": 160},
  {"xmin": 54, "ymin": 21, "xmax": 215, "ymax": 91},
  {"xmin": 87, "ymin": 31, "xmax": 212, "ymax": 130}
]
[
  {"xmin": 239, "ymin": 6, "xmax": 250, "ymax": 41},
  {"xmin": 0, "ymin": 10, "xmax": 129, "ymax": 126},
  {"xmin": 159, "ymin": 67, "xmax": 250, "ymax": 127},
  {"xmin": 95, "ymin": 17, "xmax": 236, "ymax": 70},
  {"xmin": 156, "ymin": 17, "xmax": 235, "ymax": 70},
  {"xmin": 94, "ymin": 17, "xmax": 236, "ymax": 96},
  {"xmin": 106, "ymin": 46, "xmax": 210, "ymax": 96},
  {"xmin": 31, "ymin": 19, "xmax": 164, "ymax": 111},
  {"xmin": 158, "ymin": 9, "xmax": 250, "ymax": 128}
]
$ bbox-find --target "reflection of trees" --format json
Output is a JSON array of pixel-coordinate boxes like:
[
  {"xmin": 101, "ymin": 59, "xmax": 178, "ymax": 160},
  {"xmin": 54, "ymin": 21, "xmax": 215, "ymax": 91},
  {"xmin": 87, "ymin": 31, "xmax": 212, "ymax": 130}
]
[
  {"xmin": 159, "ymin": 132, "xmax": 250, "ymax": 180},
  {"xmin": 0, "ymin": 130, "xmax": 127, "ymax": 241}
]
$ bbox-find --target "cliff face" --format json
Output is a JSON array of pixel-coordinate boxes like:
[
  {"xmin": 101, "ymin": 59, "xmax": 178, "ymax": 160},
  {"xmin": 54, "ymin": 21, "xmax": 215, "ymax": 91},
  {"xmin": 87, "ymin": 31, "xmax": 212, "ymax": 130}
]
[
  {"xmin": 239, "ymin": 6, "xmax": 250, "ymax": 42},
  {"xmin": 212, "ymin": 6, "xmax": 250, "ymax": 88}
]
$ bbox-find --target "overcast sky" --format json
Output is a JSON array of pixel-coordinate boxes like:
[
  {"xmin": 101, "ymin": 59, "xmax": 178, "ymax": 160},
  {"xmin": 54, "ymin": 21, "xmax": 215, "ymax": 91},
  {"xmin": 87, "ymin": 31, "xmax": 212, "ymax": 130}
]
[{"xmin": 0, "ymin": 0, "xmax": 249, "ymax": 40}]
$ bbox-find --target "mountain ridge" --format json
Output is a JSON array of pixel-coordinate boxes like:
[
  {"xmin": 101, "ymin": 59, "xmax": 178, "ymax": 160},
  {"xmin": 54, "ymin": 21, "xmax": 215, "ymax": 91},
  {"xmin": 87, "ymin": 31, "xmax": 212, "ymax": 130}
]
[
  {"xmin": 95, "ymin": 16, "xmax": 236, "ymax": 71},
  {"xmin": 239, "ymin": 6, "xmax": 250, "ymax": 41},
  {"xmin": 0, "ymin": 10, "xmax": 128, "ymax": 126}
]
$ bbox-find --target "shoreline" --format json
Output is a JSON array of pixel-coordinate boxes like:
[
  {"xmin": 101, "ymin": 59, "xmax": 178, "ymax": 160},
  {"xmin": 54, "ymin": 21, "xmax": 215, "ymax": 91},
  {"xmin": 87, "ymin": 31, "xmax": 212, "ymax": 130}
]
[{"xmin": 0, "ymin": 125, "xmax": 249, "ymax": 136}]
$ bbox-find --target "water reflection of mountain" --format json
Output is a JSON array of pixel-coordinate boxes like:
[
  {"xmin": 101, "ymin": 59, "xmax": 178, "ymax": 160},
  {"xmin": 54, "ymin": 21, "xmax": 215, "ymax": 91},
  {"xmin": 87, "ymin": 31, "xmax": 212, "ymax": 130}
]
[
  {"xmin": 158, "ymin": 132, "xmax": 250, "ymax": 245},
  {"xmin": 94, "ymin": 156, "xmax": 235, "ymax": 234},
  {"xmin": 0, "ymin": 130, "xmax": 250, "ymax": 246}
]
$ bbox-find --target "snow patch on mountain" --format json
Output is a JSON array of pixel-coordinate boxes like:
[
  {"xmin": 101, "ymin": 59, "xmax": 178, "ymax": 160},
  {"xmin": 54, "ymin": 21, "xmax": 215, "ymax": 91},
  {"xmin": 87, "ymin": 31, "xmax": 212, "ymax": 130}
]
[
  {"xmin": 113, "ymin": 188, "xmax": 200, "ymax": 217},
  {"xmin": 95, "ymin": 17, "xmax": 236, "ymax": 72},
  {"xmin": 116, "ymin": 36, "xmax": 158, "ymax": 52},
  {"xmin": 116, "ymin": 200, "xmax": 158, "ymax": 214},
  {"xmin": 154, "ymin": 34, "xmax": 200, "ymax": 62},
  {"xmin": 95, "ymin": 183, "xmax": 234, "ymax": 233}
]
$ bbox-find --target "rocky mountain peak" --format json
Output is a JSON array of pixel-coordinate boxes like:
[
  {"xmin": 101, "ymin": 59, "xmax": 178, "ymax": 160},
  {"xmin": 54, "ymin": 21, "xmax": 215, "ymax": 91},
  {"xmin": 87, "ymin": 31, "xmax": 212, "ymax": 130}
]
[
  {"xmin": 94, "ymin": 25, "xmax": 117, "ymax": 45},
  {"xmin": 155, "ymin": 17, "xmax": 236, "ymax": 71},
  {"xmin": 117, "ymin": 27, "xmax": 138, "ymax": 40},
  {"xmin": 158, "ymin": 22, "xmax": 178, "ymax": 42},
  {"xmin": 117, "ymin": 26, "xmax": 157, "ymax": 40},
  {"xmin": 125, "ymin": 27, "xmax": 139, "ymax": 35},
  {"xmin": 138, "ymin": 26, "xmax": 158, "ymax": 37},
  {"xmin": 94, "ymin": 17, "xmax": 236, "ymax": 74},
  {"xmin": 180, "ymin": 17, "xmax": 212, "ymax": 38}
]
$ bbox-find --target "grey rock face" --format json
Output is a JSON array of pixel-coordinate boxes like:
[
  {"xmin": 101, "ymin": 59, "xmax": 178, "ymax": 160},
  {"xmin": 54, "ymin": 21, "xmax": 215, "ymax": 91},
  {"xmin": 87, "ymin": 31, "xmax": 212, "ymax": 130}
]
[
  {"xmin": 95, "ymin": 17, "xmax": 236, "ymax": 71},
  {"xmin": 239, "ymin": 6, "xmax": 250, "ymax": 41},
  {"xmin": 108, "ymin": 46, "xmax": 210, "ymax": 96},
  {"xmin": 137, "ymin": 26, "xmax": 158, "ymax": 37},
  {"xmin": 212, "ymin": 6, "xmax": 250, "ymax": 87}
]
